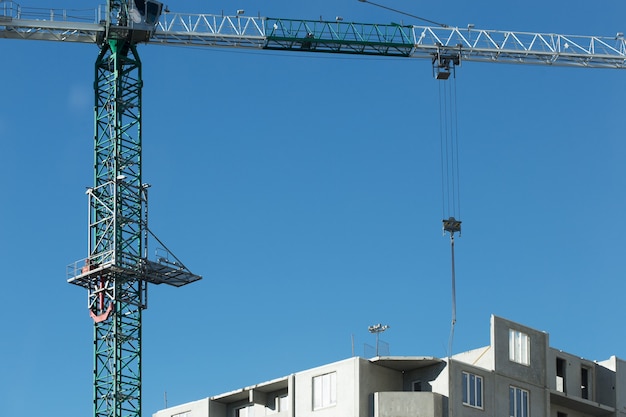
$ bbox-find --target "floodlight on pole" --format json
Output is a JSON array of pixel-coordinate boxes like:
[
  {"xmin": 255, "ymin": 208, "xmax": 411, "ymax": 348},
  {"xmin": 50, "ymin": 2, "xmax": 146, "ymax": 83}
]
[{"xmin": 368, "ymin": 323, "xmax": 390, "ymax": 356}]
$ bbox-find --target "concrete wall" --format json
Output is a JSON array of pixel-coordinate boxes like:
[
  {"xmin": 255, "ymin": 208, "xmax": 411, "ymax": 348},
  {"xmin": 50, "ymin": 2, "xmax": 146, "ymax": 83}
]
[
  {"xmin": 209, "ymin": 400, "xmax": 227, "ymax": 417},
  {"xmin": 360, "ymin": 358, "xmax": 403, "ymax": 417},
  {"xmin": 374, "ymin": 392, "xmax": 443, "ymax": 417},
  {"xmin": 493, "ymin": 373, "xmax": 546, "ymax": 417},
  {"xmin": 448, "ymin": 359, "xmax": 493, "ymax": 417},
  {"xmin": 615, "ymin": 357, "xmax": 626, "ymax": 415},
  {"xmin": 600, "ymin": 356, "xmax": 626, "ymax": 415},
  {"xmin": 549, "ymin": 405, "xmax": 596, "ymax": 417},
  {"xmin": 491, "ymin": 315, "xmax": 548, "ymax": 387},
  {"xmin": 548, "ymin": 347, "xmax": 614, "ymax": 406},
  {"xmin": 429, "ymin": 359, "xmax": 449, "ymax": 400},
  {"xmin": 402, "ymin": 362, "xmax": 447, "ymax": 393},
  {"xmin": 491, "ymin": 316, "xmax": 549, "ymax": 417},
  {"xmin": 596, "ymin": 361, "xmax": 616, "ymax": 407},
  {"xmin": 153, "ymin": 398, "xmax": 213, "ymax": 417},
  {"xmin": 452, "ymin": 346, "xmax": 493, "ymax": 371},
  {"xmin": 293, "ymin": 357, "xmax": 357, "ymax": 417}
]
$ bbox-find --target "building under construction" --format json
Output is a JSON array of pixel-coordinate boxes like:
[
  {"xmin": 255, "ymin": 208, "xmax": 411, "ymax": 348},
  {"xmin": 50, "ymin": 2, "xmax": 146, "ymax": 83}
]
[{"xmin": 154, "ymin": 315, "xmax": 626, "ymax": 417}]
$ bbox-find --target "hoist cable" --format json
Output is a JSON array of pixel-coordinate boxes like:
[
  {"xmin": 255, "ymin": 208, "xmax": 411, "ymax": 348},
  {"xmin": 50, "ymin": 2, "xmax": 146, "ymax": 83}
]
[
  {"xmin": 357, "ymin": 0, "xmax": 449, "ymax": 28},
  {"xmin": 438, "ymin": 82, "xmax": 447, "ymax": 220},
  {"xmin": 438, "ymin": 71, "xmax": 462, "ymax": 356},
  {"xmin": 448, "ymin": 233, "xmax": 457, "ymax": 356},
  {"xmin": 452, "ymin": 77, "xmax": 462, "ymax": 219},
  {"xmin": 439, "ymin": 76, "xmax": 462, "ymax": 221},
  {"xmin": 445, "ymin": 81, "xmax": 452, "ymax": 217}
]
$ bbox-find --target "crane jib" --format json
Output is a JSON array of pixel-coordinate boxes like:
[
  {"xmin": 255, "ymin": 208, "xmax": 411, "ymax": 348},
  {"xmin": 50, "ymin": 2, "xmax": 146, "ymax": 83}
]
[
  {"xmin": 0, "ymin": 2, "xmax": 626, "ymax": 69},
  {"xmin": 1, "ymin": 5, "xmax": 625, "ymax": 68}
]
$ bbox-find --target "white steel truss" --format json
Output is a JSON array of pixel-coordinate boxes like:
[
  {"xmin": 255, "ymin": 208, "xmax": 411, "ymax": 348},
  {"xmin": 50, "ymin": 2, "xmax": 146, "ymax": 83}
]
[{"xmin": 2, "ymin": 5, "xmax": 625, "ymax": 67}]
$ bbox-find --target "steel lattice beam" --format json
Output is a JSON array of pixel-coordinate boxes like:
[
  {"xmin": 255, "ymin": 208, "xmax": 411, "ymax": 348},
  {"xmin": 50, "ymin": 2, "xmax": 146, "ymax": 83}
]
[{"xmin": 2, "ymin": 5, "xmax": 626, "ymax": 68}]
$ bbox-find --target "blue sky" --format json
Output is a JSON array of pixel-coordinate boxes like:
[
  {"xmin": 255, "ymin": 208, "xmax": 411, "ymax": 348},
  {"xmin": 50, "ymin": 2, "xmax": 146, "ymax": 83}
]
[{"xmin": 1, "ymin": 0, "xmax": 626, "ymax": 415}]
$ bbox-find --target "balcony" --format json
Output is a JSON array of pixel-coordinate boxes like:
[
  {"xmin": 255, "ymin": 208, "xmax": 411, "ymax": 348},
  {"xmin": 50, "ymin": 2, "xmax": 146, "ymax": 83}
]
[
  {"xmin": 374, "ymin": 392, "xmax": 443, "ymax": 417},
  {"xmin": 550, "ymin": 391, "xmax": 614, "ymax": 416}
]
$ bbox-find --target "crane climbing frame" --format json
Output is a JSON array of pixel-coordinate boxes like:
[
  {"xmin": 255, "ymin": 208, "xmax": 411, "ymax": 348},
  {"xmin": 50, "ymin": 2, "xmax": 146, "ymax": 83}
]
[{"xmin": 1, "ymin": 2, "xmax": 625, "ymax": 417}]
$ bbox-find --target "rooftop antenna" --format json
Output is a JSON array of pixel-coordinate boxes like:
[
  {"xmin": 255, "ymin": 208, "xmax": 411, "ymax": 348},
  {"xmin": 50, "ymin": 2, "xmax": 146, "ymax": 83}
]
[
  {"xmin": 368, "ymin": 323, "xmax": 390, "ymax": 356},
  {"xmin": 351, "ymin": 334, "xmax": 355, "ymax": 357}
]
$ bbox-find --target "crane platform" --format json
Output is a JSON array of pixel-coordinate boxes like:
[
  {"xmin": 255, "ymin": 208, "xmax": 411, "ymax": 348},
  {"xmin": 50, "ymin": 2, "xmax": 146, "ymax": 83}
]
[{"xmin": 67, "ymin": 254, "xmax": 201, "ymax": 289}]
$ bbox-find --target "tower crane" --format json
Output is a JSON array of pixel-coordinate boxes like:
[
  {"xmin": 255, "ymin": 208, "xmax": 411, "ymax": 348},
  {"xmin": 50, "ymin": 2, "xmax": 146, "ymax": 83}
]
[{"xmin": 1, "ymin": 1, "xmax": 625, "ymax": 417}]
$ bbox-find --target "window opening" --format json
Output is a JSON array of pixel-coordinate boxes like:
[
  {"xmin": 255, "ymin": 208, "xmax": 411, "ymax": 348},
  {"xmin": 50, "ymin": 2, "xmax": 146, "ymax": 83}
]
[
  {"xmin": 509, "ymin": 329, "xmax": 530, "ymax": 365},
  {"xmin": 509, "ymin": 386, "xmax": 529, "ymax": 417},
  {"xmin": 313, "ymin": 372, "xmax": 337, "ymax": 410},
  {"xmin": 581, "ymin": 367, "xmax": 590, "ymax": 399},
  {"xmin": 556, "ymin": 358, "xmax": 566, "ymax": 393},
  {"xmin": 277, "ymin": 394, "xmax": 288, "ymax": 412},
  {"xmin": 462, "ymin": 371, "xmax": 483, "ymax": 409},
  {"xmin": 237, "ymin": 405, "xmax": 254, "ymax": 417}
]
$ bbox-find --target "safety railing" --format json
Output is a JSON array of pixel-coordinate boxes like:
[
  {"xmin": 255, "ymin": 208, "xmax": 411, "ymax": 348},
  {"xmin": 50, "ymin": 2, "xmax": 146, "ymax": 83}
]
[{"xmin": 0, "ymin": 1, "xmax": 101, "ymax": 23}]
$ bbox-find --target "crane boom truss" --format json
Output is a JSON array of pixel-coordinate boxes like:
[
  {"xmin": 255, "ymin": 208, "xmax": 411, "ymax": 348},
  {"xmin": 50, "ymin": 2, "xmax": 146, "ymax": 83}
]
[{"xmin": 2, "ymin": 4, "xmax": 626, "ymax": 68}]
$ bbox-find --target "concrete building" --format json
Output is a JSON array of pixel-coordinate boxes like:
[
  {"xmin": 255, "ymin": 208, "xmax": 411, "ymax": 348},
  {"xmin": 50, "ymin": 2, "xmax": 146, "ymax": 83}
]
[{"xmin": 154, "ymin": 315, "xmax": 626, "ymax": 417}]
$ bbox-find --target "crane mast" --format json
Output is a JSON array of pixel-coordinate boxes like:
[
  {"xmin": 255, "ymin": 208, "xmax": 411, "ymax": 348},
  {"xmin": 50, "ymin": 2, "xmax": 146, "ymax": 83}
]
[
  {"xmin": 18, "ymin": 2, "xmax": 202, "ymax": 417},
  {"xmin": 1, "ymin": 2, "xmax": 625, "ymax": 417}
]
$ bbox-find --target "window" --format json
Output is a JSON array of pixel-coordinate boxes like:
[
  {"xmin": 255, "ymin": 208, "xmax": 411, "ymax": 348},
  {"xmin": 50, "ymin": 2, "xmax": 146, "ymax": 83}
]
[
  {"xmin": 509, "ymin": 329, "xmax": 530, "ymax": 365},
  {"xmin": 313, "ymin": 372, "xmax": 336, "ymax": 410},
  {"xmin": 509, "ymin": 386, "xmax": 529, "ymax": 417},
  {"xmin": 557, "ymin": 412, "xmax": 567, "ymax": 417},
  {"xmin": 581, "ymin": 366, "xmax": 591, "ymax": 399},
  {"xmin": 556, "ymin": 358, "xmax": 566, "ymax": 393},
  {"xmin": 412, "ymin": 380, "xmax": 423, "ymax": 392},
  {"xmin": 237, "ymin": 405, "xmax": 254, "ymax": 417},
  {"xmin": 462, "ymin": 372, "xmax": 483, "ymax": 409}
]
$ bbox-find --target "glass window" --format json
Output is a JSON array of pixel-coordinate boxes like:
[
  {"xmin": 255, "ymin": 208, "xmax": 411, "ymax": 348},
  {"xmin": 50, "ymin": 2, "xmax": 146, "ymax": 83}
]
[
  {"xmin": 313, "ymin": 372, "xmax": 336, "ymax": 409},
  {"xmin": 509, "ymin": 386, "xmax": 529, "ymax": 417},
  {"xmin": 509, "ymin": 329, "xmax": 530, "ymax": 365},
  {"xmin": 462, "ymin": 371, "xmax": 483, "ymax": 409},
  {"xmin": 313, "ymin": 372, "xmax": 336, "ymax": 410}
]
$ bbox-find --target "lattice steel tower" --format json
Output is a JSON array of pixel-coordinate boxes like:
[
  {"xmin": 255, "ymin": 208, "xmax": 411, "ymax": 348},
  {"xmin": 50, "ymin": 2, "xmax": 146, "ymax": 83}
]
[{"xmin": 66, "ymin": 2, "xmax": 201, "ymax": 417}]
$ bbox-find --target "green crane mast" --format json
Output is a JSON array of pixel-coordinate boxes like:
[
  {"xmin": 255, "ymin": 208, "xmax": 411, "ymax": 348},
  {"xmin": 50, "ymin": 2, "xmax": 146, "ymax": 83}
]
[
  {"xmin": 2, "ymin": 1, "xmax": 626, "ymax": 417},
  {"xmin": 65, "ymin": 2, "xmax": 201, "ymax": 417}
]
